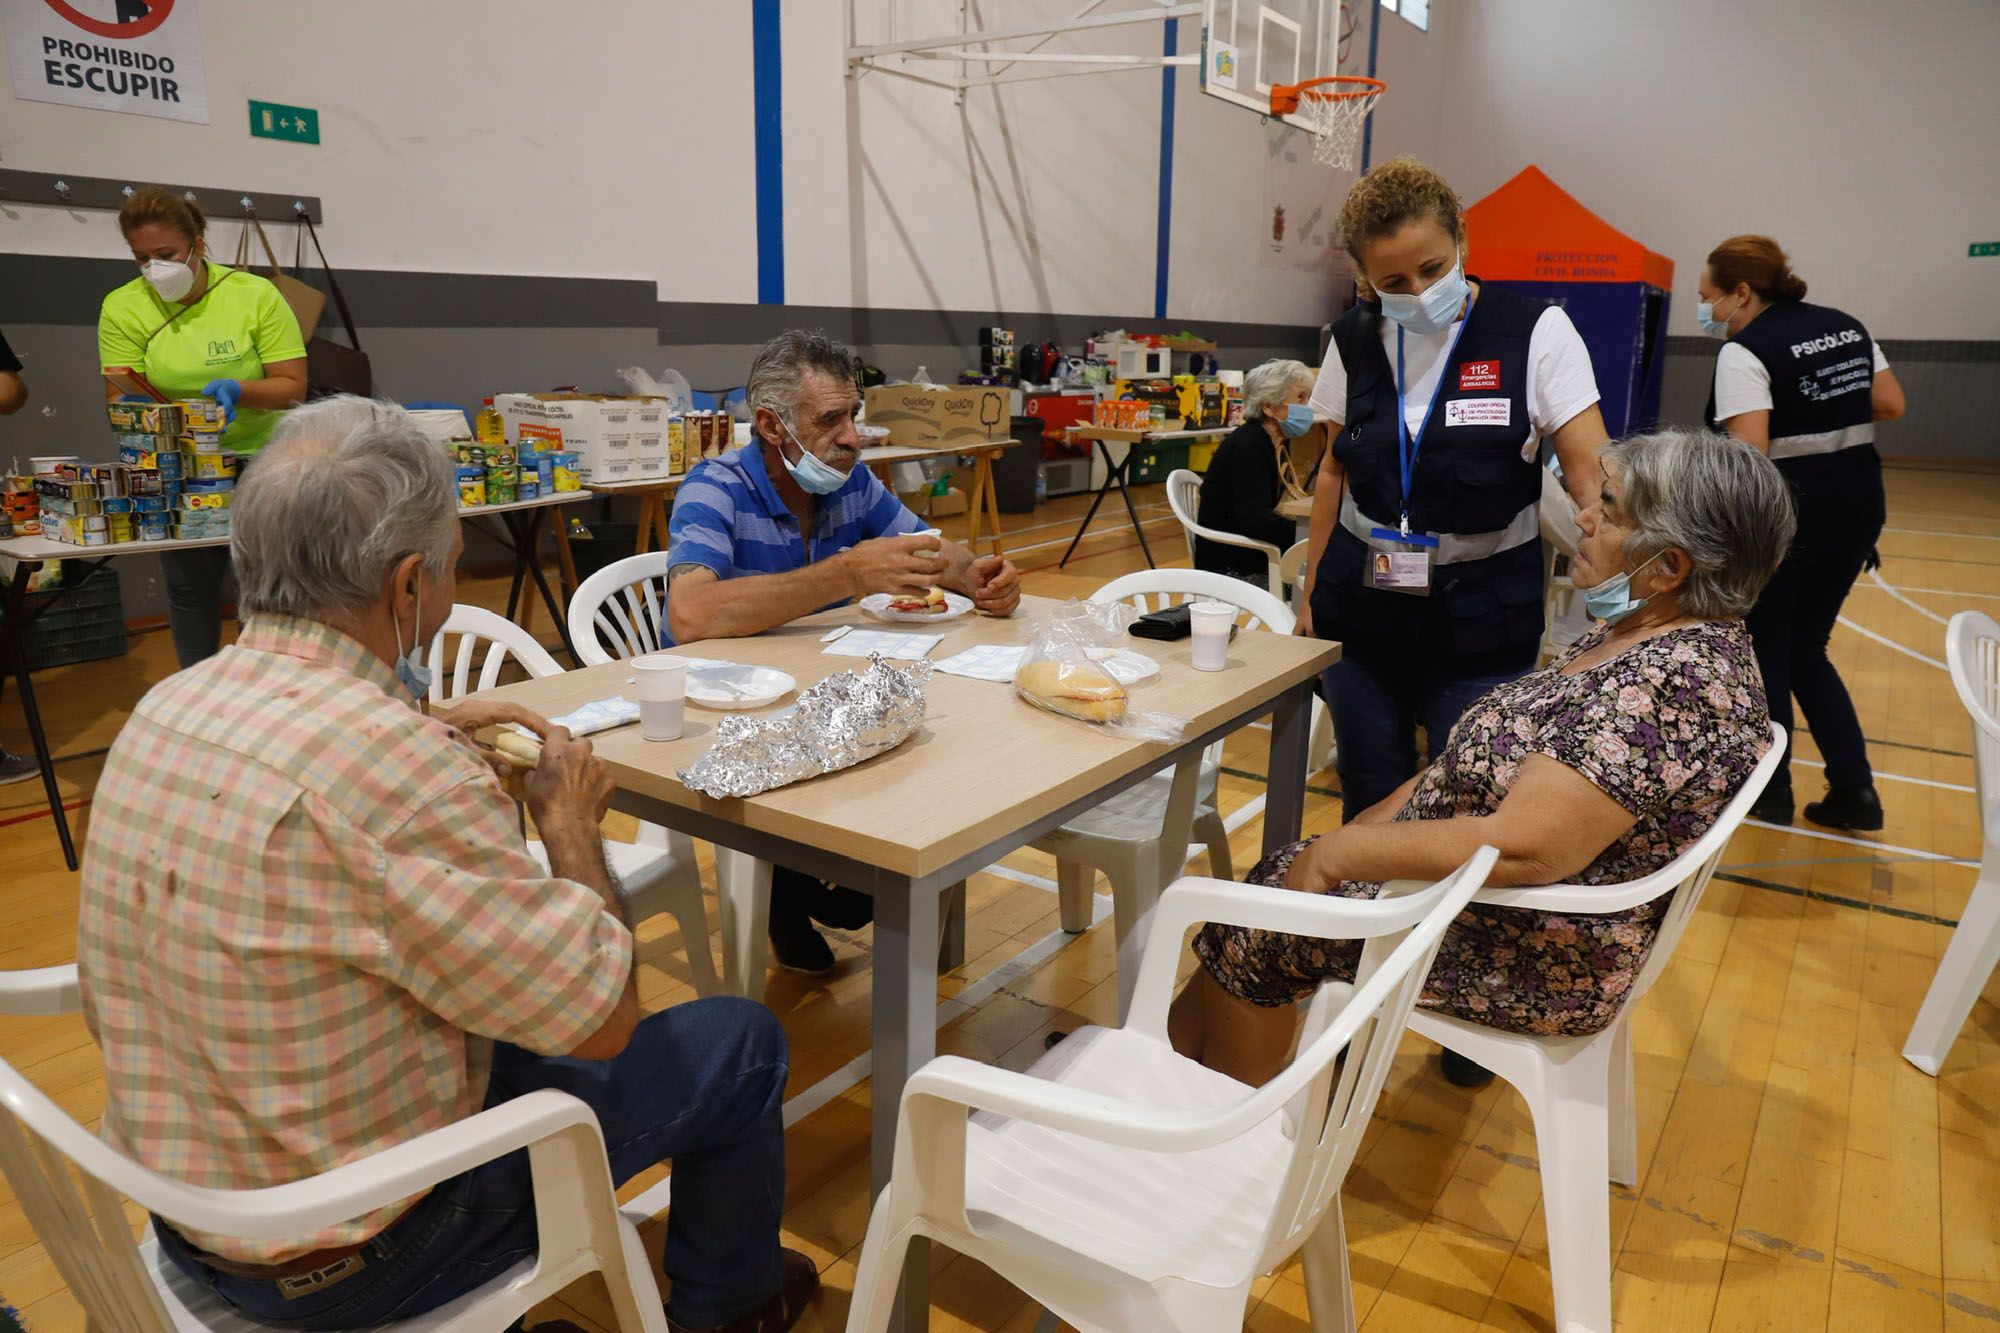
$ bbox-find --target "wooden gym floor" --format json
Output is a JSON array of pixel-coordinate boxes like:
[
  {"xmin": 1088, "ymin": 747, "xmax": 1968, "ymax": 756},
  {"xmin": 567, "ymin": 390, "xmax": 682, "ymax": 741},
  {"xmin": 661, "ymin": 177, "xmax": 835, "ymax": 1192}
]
[{"xmin": 1, "ymin": 468, "xmax": 1996, "ymax": 1331}]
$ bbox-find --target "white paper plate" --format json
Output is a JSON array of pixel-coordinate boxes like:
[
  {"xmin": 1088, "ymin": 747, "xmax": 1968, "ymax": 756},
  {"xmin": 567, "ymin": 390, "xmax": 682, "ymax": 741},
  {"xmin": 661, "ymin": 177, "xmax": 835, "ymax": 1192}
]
[
  {"xmin": 860, "ymin": 591, "xmax": 974, "ymax": 623},
  {"xmin": 685, "ymin": 661, "xmax": 796, "ymax": 709},
  {"xmin": 1087, "ymin": 647, "xmax": 1160, "ymax": 685}
]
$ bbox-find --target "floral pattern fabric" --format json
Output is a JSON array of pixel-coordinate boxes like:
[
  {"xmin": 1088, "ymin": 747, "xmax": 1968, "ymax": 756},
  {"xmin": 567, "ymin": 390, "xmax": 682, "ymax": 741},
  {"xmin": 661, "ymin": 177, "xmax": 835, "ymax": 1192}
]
[{"xmin": 1195, "ymin": 619, "xmax": 1771, "ymax": 1036}]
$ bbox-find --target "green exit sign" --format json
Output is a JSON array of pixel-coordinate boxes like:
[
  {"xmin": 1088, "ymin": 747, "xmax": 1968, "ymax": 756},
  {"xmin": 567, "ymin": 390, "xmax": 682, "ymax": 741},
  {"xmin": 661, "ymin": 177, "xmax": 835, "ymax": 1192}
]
[
  {"xmin": 1972, "ymin": 242, "xmax": 2000, "ymax": 258},
  {"xmin": 249, "ymin": 100, "xmax": 319, "ymax": 145}
]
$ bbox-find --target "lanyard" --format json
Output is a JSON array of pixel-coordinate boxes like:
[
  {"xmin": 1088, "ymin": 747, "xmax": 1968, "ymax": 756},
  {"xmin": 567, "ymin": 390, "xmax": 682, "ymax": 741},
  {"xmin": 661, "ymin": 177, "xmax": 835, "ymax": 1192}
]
[{"xmin": 1392, "ymin": 303, "xmax": 1474, "ymax": 537}]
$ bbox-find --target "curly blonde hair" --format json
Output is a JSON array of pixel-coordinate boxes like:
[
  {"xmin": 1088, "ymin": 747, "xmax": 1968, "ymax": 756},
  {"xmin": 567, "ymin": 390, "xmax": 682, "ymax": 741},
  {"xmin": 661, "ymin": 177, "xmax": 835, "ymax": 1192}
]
[{"xmin": 1337, "ymin": 156, "xmax": 1463, "ymax": 298}]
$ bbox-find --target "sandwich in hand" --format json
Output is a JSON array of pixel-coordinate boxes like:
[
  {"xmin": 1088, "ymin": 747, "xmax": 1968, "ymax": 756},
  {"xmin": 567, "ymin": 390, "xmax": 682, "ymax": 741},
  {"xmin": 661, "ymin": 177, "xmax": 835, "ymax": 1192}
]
[
  {"xmin": 1015, "ymin": 658, "xmax": 1128, "ymax": 724},
  {"xmin": 886, "ymin": 586, "xmax": 950, "ymax": 615}
]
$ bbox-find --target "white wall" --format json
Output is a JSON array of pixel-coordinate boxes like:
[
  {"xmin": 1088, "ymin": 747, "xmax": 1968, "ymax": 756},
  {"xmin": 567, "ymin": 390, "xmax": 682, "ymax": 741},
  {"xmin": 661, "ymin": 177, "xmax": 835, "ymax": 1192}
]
[
  {"xmin": 0, "ymin": 0, "xmax": 756, "ymax": 299},
  {"xmin": 1425, "ymin": 0, "xmax": 2000, "ymax": 339},
  {"xmin": 788, "ymin": 0, "xmax": 1352, "ymax": 326},
  {"xmin": 2, "ymin": 0, "xmax": 1360, "ymax": 327}
]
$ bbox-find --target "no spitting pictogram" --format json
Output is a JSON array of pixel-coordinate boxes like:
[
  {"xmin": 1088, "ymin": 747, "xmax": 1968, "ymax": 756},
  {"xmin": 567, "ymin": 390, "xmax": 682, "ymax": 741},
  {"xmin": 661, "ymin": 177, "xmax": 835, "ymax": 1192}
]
[
  {"xmin": 42, "ymin": 0, "xmax": 173, "ymax": 40},
  {"xmin": 7, "ymin": 0, "xmax": 209, "ymax": 122}
]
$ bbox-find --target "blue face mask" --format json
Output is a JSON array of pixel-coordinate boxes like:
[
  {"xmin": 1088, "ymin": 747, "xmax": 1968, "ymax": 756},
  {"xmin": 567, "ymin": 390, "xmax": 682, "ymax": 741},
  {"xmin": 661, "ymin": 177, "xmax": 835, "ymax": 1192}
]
[
  {"xmin": 392, "ymin": 568, "xmax": 436, "ymax": 704},
  {"xmin": 1696, "ymin": 293, "xmax": 1739, "ymax": 339},
  {"xmin": 1582, "ymin": 551, "xmax": 1665, "ymax": 625},
  {"xmin": 1378, "ymin": 260, "xmax": 1470, "ymax": 336},
  {"xmin": 1276, "ymin": 402, "xmax": 1315, "ymax": 438},
  {"xmin": 776, "ymin": 417, "xmax": 853, "ymax": 496}
]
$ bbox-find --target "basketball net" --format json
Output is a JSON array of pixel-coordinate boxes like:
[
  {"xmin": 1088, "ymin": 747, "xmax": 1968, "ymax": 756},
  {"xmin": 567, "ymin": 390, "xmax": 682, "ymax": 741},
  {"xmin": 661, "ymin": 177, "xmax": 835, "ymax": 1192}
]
[{"xmin": 1271, "ymin": 76, "xmax": 1386, "ymax": 171}]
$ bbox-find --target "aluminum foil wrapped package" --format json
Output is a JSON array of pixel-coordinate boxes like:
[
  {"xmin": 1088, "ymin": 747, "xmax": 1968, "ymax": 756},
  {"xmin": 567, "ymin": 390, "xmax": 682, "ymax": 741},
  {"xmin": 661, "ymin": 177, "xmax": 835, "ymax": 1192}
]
[{"xmin": 678, "ymin": 654, "xmax": 933, "ymax": 798}]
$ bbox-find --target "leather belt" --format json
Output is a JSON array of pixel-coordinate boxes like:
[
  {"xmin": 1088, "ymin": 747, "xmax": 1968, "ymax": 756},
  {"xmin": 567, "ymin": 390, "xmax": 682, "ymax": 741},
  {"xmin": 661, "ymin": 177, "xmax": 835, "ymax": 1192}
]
[
  {"xmin": 173, "ymin": 1229, "xmax": 371, "ymax": 1280},
  {"xmin": 1338, "ymin": 491, "xmax": 1538, "ymax": 566}
]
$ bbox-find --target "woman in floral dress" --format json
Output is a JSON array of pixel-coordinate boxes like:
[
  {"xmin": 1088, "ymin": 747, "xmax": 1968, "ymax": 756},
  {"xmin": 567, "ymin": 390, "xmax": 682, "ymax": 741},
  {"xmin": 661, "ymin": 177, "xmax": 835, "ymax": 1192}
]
[{"xmin": 1169, "ymin": 428, "xmax": 1800, "ymax": 1088}]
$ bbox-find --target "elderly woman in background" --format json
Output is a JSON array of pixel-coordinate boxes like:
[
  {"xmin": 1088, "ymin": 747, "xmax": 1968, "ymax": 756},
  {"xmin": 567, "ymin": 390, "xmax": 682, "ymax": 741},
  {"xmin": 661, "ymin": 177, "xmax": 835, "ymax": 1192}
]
[
  {"xmin": 1192, "ymin": 358, "xmax": 1315, "ymax": 584},
  {"xmin": 1170, "ymin": 428, "xmax": 1795, "ymax": 1088}
]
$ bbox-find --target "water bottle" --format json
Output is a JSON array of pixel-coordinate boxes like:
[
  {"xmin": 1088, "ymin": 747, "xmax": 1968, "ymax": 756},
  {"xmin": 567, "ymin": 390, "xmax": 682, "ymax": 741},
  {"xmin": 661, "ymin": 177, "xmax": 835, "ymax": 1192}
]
[{"xmin": 1035, "ymin": 470, "xmax": 1049, "ymax": 506}]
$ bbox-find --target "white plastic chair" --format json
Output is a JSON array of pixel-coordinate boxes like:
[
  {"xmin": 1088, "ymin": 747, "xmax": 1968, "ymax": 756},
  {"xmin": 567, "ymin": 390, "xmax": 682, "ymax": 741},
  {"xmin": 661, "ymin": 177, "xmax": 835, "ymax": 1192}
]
[
  {"xmin": 0, "ymin": 965, "xmax": 667, "ymax": 1332},
  {"xmin": 1037, "ymin": 570, "xmax": 1329, "ymax": 1020},
  {"xmin": 1278, "ymin": 538, "xmax": 1335, "ymax": 774},
  {"xmin": 1166, "ymin": 469, "xmax": 1283, "ymax": 600},
  {"xmin": 1904, "ymin": 611, "xmax": 2000, "ymax": 1075},
  {"xmin": 425, "ymin": 604, "xmax": 720, "ymax": 996},
  {"xmin": 846, "ymin": 849, "xmax": 1496, "ymax": 1333},
  {"xmin": 568, "ymin": 550, "xmax": 678, "ymax": 667},
  {"xmin": 1400, "ymin": 721, "xmax": 1786, "ymax": 1333},
  {"xmin": 567, "ymin": 563, "xmax": 772, "ymax": 993}
]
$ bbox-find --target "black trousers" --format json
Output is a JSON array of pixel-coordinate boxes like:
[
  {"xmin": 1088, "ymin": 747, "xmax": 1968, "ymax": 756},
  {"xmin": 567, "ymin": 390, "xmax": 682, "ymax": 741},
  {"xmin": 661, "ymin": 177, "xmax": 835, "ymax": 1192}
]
[{"xmin": 1745, "ymin": 448, "xmax": 1886, "ymax": 794}]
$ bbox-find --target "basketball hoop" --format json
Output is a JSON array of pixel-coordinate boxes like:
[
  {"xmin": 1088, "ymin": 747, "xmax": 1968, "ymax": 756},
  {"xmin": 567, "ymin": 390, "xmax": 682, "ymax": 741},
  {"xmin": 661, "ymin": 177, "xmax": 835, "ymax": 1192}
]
[{"xmin": 1270, "ymin": 75, "xmax": 1386, "ymax": 170}]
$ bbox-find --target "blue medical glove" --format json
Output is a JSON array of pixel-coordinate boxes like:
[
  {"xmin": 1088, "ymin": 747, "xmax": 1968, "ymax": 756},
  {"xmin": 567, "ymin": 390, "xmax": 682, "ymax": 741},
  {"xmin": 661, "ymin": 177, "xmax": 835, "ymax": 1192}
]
[{"xmin": 202, "ymin": 378, "xmax": 242, "ymax": 424}]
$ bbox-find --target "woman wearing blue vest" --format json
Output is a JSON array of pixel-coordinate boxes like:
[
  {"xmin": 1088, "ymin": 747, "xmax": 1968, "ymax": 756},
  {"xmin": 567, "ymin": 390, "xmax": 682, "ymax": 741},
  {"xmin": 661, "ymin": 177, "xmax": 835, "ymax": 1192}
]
[
  {"xmin": 1297, "ymin": 157, "xmax": 1610, "ymax": 823},
  {"xmin": 1699, "ymin": 235, "xmax": 1907, "ymax": 830}
]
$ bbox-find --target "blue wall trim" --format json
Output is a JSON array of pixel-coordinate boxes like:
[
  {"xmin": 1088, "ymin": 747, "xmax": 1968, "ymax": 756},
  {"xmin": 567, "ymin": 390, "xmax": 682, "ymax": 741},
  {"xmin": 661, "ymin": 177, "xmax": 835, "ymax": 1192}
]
[
  {"xmin": 1153, "ymin": 17, "xmax": 1178, "ymax": 320},
  {"xmin": 752, "ymin": 0, "xmax": 785, "ymax": 304}
]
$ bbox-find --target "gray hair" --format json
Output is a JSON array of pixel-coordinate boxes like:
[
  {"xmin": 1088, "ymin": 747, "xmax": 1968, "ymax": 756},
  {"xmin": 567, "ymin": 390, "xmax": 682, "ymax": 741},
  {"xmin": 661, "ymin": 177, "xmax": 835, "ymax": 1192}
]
[
  {"xmin": 1601, "ymin": 427, "xmax": 1796, "ymax": 618},
  {"xmin": 1242, "ymin": 358, "xmax": 1313, "ymax": 422},
  {"xmin": 233, "ymin": 396, "xmax": 459, "ymax": 621},
  {"xmin": 746, "ymin": 329, "xmax": 861, "ymax": 423}
]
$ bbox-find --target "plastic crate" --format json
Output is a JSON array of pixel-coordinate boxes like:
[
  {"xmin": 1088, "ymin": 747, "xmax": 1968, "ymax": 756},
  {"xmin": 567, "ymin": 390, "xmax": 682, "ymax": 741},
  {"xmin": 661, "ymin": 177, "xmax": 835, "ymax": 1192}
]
[
  {"xmin": 1188, "ymin": 440, "xmax": 1219, "ymax": 473},
  {"xmin": 20, "ymin": 567, "xmax": 128, "ymax": 671},
  {"xmin": 1130, "ymin": 441, "xmax": 1189, "ymax": 485}
]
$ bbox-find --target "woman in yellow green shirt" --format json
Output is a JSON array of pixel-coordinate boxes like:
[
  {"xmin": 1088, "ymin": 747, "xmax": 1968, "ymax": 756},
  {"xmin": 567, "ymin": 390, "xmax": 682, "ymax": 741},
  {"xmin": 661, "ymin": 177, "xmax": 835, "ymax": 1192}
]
[{"xmin": 99, "ymin": 187, "xmax": 307, "ymax": 666}]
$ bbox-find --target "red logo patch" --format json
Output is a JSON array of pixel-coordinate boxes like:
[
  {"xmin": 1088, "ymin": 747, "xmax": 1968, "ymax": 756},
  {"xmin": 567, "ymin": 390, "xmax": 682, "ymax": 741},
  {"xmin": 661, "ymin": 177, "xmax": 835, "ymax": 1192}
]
[{"xmin": 1458, "ymin": 360, "xmax": 1501, "ymax": 391}]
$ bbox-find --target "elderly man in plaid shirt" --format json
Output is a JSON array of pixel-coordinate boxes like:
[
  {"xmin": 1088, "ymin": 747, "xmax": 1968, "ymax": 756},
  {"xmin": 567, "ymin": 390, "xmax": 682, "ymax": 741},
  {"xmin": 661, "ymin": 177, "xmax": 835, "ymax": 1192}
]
[{"xmin": 76, "ymin": 397, "xmax": 817, "ymax": 1333}]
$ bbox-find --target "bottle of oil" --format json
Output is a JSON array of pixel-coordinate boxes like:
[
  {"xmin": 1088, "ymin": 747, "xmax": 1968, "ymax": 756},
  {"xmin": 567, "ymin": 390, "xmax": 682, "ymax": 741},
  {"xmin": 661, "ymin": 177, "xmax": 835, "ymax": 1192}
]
[{"xmin": 474, "ymin": 397, "xmax": 506, "ymax": 447}]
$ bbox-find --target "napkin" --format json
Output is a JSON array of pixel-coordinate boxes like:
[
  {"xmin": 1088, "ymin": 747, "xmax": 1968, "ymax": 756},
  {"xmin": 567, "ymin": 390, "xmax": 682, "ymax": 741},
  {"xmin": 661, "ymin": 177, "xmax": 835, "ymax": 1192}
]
[{"xmin": 822, "ymin": 629, "xmax": 944, "ymax": 661}]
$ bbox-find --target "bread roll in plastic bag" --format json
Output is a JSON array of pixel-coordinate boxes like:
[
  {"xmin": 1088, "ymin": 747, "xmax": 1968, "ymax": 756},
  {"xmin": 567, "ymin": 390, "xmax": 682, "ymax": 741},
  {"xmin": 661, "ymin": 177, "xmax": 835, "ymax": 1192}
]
[{"xmin": 1012, "ymin": 599, "xmax": 1186, "ymax": 743}]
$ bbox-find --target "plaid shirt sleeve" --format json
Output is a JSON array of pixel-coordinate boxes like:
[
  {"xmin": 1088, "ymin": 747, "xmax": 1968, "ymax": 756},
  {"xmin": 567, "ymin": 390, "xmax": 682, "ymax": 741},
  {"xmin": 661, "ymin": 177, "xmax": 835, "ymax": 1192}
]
[{"xmin": 376, "ymin": 774, "xmax": 633, "ymax": 1057}]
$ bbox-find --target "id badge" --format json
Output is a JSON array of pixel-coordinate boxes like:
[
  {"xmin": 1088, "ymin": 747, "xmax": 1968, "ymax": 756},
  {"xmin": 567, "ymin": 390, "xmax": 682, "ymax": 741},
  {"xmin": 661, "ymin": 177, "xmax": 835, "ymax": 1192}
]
[{"xmin": 1366, "ymin": 528, "xmax": 1437, "ymax": 596}]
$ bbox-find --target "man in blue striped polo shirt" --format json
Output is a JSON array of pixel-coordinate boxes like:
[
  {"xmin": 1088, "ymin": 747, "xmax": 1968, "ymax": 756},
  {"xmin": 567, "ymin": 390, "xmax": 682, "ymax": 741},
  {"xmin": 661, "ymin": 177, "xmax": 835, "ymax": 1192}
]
[{"xmin": 666, "ymin": 329, "xmax": 1021, "ymax": 973}]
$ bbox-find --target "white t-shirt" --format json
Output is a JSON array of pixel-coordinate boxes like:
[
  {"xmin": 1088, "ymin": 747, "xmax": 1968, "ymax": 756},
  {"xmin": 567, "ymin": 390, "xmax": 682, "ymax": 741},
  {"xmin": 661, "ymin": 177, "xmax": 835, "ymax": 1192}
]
[
  {"xmin": 1309, "ymin": 302, "xmax": 1600, "ymax": 463},
  {"xmin": 1710, "ymin": 340, "xmax": 1891, "ymax": 421}
]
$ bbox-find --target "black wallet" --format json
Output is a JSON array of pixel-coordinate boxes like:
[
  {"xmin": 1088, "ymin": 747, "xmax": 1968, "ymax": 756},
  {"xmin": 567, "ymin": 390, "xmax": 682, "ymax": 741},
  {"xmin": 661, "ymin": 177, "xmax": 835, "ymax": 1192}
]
[{"xmin": 1129, "ymin": 605, "xmax": 1192, "ymax": 640}]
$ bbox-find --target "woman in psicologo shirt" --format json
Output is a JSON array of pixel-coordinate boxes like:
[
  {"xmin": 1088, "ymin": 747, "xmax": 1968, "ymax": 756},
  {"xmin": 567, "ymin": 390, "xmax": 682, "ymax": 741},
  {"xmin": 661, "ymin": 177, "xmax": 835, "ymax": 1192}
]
[{"xmin": 99, "ymin": 186, "xmax": 307, "ymax": 666}]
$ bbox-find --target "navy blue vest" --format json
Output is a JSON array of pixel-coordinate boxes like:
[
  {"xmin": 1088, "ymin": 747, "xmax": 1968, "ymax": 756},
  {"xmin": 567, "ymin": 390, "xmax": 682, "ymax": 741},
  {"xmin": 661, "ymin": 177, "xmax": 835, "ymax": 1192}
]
[
  {"xmin": 1311, "ymin": 285, "xmax": 1548, "ymax": 667},
  {"xmin": 1704, "ymin": 301, "xmax": 1875, "ymax": 450}
]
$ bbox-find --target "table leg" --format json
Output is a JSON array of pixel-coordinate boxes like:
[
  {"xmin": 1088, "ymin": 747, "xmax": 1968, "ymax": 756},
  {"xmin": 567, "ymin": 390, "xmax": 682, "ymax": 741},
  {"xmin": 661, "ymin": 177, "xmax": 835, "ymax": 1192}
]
[
  {"xmin": 519, "ymin": 510, "xmax": 578, "ymax": 663},
  {"xmin": 0, "ymin": 564, "xmax": 76, "ymax": 871},
  {"xmin": 937, "ymin": 880, "xmax": 967, "ymax": 972},
  {"xmin": 1057, "ymin": 443, "xmax": 1121, "ymax": 569},
  {"xmin": 1263, "ymin": 680, "xmax": 1311, "ymax": 854},
  {"xmin": 976, "ymin": 455, "xmax": 1005, "ymax": 559},
  {"xmin": 873, "ymin": 876, "xmax": 939, "ymax": 1333},
  {"xmin": 499, "ymin": 514, "xmax": 531, "ymax": 624},
  {"xmin": 1113, "ymin": 455, "xmax": 1156, "ymax": 569},
  {"xmin": 551, "ymin": 506, "xmax": 580, "ymax": 606},
  {"xmin": 634, "ymin": 495, "xmax": 659, "ymax": 555}
]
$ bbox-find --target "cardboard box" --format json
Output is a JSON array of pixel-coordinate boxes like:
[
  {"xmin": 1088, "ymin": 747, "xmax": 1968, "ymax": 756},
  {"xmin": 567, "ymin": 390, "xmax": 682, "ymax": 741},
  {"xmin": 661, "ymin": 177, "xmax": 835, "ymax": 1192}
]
[
  {"xmin": 863, "ymin": 386, "xmax": 1014, "ymax": 448},
  {"xmin": 493, "ymin": 394, "xmax": 669, "ymax": 483}
]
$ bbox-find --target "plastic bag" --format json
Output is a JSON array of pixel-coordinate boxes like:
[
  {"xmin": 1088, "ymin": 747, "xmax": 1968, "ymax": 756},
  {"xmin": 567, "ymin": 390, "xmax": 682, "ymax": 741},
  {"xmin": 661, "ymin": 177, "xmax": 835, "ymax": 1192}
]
[
  {"xmin": 617, "ymin": 366, "xmax": 693, "ymax": 410},
  {"xmin": 1012, "ymin": 599, "xmax": 1187, "ymax": 743}
]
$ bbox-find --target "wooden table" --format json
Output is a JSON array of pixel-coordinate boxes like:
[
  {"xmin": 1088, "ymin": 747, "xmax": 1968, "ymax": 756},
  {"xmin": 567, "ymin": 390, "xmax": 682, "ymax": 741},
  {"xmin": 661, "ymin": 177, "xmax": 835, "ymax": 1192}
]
[
  {"xmin": 860, "ymin": 438, "xmax": 1019, "ymax": 560},
  {"xmin": 1278, "ymin": 493, "xmax": 1314, "ymax": 522},
  {"xmin": 585, "ymin": 474, "xmax": 686, "ymax": 555},
  {"xmin": 467, "ymin": 593, "xmax": 1338, "ymax": 1331},
  {"xmin": 1060, "ymin": 424, "xmax": 1230, "ymax": 569},
  {"xmin": 0, "ymin": 489, "xmax": 590, "ymax": 870}
]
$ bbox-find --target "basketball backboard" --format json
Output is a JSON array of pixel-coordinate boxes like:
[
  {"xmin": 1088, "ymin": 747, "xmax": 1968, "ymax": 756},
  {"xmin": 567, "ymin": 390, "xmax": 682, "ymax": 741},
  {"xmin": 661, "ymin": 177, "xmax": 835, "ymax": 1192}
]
[{"xmin": 1200, "ymin": 0, "xmax": 1360, "ymax": 132}]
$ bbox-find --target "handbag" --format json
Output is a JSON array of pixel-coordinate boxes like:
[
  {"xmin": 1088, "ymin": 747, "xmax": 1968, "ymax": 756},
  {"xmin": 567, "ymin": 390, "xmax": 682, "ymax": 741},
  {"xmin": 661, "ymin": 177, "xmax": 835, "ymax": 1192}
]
[
  {"xmin": 293, "ymin": 217, "xmax": 373, "ymax": 399},
  {"xmin": 234, "ymin": 217, "xmax": 326, "ymax": 340}
]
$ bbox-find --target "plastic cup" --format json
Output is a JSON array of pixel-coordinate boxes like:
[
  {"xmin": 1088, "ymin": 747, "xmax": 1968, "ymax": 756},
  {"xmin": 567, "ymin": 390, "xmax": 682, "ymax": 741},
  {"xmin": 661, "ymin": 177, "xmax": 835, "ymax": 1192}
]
[
  {"xmin": 631, "ymin": 652, "xmax": 689, "ymax": 741},
  {"xmin": 1188, "ymin": 601, "xmax": 1235, "ymax": 672},
  {"xmin": 915, "ymin": 526, "xmax": 943, "ymax": 560}
]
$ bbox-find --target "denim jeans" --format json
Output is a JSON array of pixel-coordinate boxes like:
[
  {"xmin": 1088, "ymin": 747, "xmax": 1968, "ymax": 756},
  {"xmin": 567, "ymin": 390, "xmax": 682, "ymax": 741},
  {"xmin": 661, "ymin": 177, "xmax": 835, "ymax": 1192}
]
[
  {"xmin": 156, "ymin": 996, "xmax": 789, "ymax": 1330},
  {"xmin": 1322, "ymin": 649, "xmax": 1529, "ymax": 822}
]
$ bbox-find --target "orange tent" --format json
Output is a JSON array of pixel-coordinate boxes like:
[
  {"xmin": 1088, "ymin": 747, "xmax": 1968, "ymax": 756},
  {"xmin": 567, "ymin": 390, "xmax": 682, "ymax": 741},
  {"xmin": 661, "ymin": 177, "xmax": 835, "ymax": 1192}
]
[{"xmin": 1464, "ymin": 165, "xmax": 1674, "ymax": 291}]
